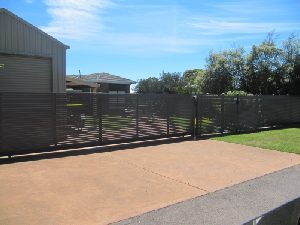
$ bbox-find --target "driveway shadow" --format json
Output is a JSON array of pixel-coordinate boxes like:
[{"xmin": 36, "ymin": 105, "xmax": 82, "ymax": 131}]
[{"xmin": 0, "ymin": 136, "xmax": 192, "ymax": 165}]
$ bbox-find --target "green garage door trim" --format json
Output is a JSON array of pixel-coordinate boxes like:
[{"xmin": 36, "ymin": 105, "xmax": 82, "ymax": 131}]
[{"xmin": 0, "ymin": 54, "xmax": 52, "ymax": 92}]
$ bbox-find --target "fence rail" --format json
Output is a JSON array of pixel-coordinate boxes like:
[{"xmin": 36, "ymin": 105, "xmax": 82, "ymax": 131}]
[{"xmin": 0, "ymin": 93, "xmax": 299, "ymax": 156}]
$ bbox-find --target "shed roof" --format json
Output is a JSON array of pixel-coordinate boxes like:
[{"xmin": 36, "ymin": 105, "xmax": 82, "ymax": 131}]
[
  {"xmin": 68, "ymin": 73, "xmax": 136, "ymax": 85},
  {"xmin": 0, "ymin": 8, "xmax": 69, "ymax": 49}
]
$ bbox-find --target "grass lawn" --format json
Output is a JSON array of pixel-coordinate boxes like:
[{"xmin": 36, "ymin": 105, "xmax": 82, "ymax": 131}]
[
  {"xmin": 102, "ymin": 115, "xmax": 133, "ymax": 129},
  {"xmin": 170, "ymin": 116, "xmax": 191, "ymax": 129},
  {"xmin": 212, "ymin": 128, "xmax": 300, "ymax": 154}
]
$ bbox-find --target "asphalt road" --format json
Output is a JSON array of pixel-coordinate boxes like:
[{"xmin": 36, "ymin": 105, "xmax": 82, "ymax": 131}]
[{"xmin": 113, "ymin": 165, "xmax": 300, "ymax": 225}]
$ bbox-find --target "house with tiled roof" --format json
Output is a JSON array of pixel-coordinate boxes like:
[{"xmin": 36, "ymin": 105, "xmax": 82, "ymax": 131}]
[{"xmin": 66, "ymin": 73, "xmax": 136, "ymax": 93}]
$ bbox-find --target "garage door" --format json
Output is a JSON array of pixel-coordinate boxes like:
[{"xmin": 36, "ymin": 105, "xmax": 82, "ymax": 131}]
[{"xmin": 0, "ymin": 54, "xmax": 52, "ymax": 92}]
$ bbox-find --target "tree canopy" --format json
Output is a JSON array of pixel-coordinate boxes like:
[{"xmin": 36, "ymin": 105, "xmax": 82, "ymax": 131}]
[{"xmin": 134, "ymin": 33, "xmax": 300, "ymax": 95}]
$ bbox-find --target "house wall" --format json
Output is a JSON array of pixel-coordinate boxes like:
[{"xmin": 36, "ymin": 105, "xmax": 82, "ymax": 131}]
[
  {"xmin": 96, "ymin": 83, "xmax": 130, "ymax": 93},
  {"xmin": 68, "ymin": 86, "xmax": 96, "ymax": 93},
  {"xmin": 97, "ymin": 83, "xmax": 109, "ymax": 93},
  {"xmin": 108, "ymin": 84, "xmax": 130, "ymax": 93},
  {"xmin": 0, "ymin": 9, "xmax": 68, "ymax": 93}
]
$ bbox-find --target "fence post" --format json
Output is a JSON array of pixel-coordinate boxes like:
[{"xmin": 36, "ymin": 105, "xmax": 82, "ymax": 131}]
[
  {"xmin": 98, "ymin": 94, "xmax": 103, "ymax": 144},
  {"xmin": 221, "ymin": 94, "xmax": 225, "ymax": 134},
  {"xmin": 192, "ymin": 95, "xmax": 198, "ymax": 140},
  {"xmin": 52, "ymin": 93, "xmax": 57, "ymax": 147},
  {"xmin": 0, "ymin": 93, "xmax": 2, "ymax": 152},
  {"xmin": 136, "ymin": 94, "xmax": 139, "ymax": 139},
  {"xmin": 260, "ymin": 96, "xmax": 265, "ymax": 127},
  {"xmin": 236, "ymin": 94, "xmax": 240, "ymax": 133},
  {"xmin": 287, "ymin": 96, "xmax": 291, "ymax": 125},
  {"xmin": 255, "ymin": 95, "xmax": 260, "ymax": 130},
  {"xmin": 198, "ymin": 95, "xmax": 202, "ymax": 137},
  {"xmin": 166, "ymin": 96, "xmax": 170, "ymax": 137}
]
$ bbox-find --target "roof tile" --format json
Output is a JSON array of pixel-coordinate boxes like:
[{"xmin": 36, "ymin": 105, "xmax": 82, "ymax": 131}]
[{"xmin": 68, "ymin": 73, "xmax": 136, "ymax": 85}]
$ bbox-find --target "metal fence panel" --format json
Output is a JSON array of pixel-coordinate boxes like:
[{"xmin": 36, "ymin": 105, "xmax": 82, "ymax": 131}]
[
  {"xmin": 167, "ymin": 95, "xmax": 194, "ymax": 135},
  {"xmin": 57, "ymin": 93, "xmax": 99, "ymax": 146},
  {"xmin": 223, "ymin": 96, "xmax": 238, "ymax": 133},
  {"xmin": 261, "ymin": 96, "xmax": 300, "ymax": 126},
  {"xmin": 238, "ymin": 96, "xmax": 260, "ymax": 132},
  {"xmin": 101, "ymin": 94, "xmax": 138, "ymax": 142},
  {"xmin": 198, "ymin": 95, "xmax": 222, "ymax": 135},
  {"xmin": 138, "ymin": 94, "xmax": 168, "ymax": 137},
  {"xmin": 0, "ymin": 93, "xmax": 299, "ymax": 156},
  {"xmin": 1, "ymin": 93, "xmax": 54, "ymax": 155}
]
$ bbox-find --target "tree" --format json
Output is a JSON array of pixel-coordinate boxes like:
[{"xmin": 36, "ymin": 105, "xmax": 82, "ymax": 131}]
[
  {"xmin": 159, "ymin": 71, "xmax": 182, "ymax": 93},
  {"xmin": 134, "ymin": 77, "xmax": 163, "ymax": 93},
  {"xmin": 225, "ymin": 48, "xmax": 245, "ymax": 90},
  {"xmin": 202, "ymin": 51, "xmax": 231, "ymax": 94},
  {"xmin": 134, "ymin": 72, "xmax": 184, "ymax": 94},
  {"xmin": 241, "ymin": 32, "xmax": 284, "ymax": 95},
  {"xmin": 282, "ymin": 34, "xmax": 300, "ymax": 94},
  {"xmin": 225, "ymin": 90, "xmax": 249, "ymax": 96},
  {"xmin": 134, "ymin": 70, "xmax": 205, "ymax": 94},
  {"xmin": 293, "ymin": 54, "xmax": 300, "ymax": 95},
  {"xmin": 178, "ymin": 69, "xmax": 205, "ymax": 94},
  {"xmin": 202, "ymin": 48, "xmax": 245, "ymax": 94}
]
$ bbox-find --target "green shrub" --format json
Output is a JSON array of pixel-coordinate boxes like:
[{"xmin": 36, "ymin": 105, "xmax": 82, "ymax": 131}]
[{"xmin": 225, "ymin": 90, "xmax": 250, "ymax": 96}]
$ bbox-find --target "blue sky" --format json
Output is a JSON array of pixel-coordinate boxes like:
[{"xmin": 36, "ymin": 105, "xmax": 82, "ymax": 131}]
[{"xmin": 1, "ymin": 0, "xmax": 300, "ymax": 82}]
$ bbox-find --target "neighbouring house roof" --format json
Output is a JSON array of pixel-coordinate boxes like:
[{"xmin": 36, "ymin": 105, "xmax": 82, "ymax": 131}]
[
  {"xmin": 68, "ymin": 73, "xmax": 136, "ymax": 85},
  {"xmin": 0, "ymin": 8, "xmax": 69, "ymax": 49},
  {"xmin": 66, "ymin": 77, "xmax": 98, "ymax": 88}
]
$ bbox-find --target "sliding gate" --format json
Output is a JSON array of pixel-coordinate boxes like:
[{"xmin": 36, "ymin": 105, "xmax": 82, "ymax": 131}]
[{"xmin": 0, "ymin": 93, "xmax": 194, "ymax": 156}]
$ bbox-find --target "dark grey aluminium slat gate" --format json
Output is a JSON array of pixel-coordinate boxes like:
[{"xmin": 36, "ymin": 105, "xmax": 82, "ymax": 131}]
[
  {"xmin": 0, "ymin": 93, "xmax": 300, "ymax": 156},
  {"xmin": 1, "ymin": 93, "xmax": 55, "ymax": 153},
  {"xmin": 0, "ymin": 93, "xmax": 194, "ymax": 156}
]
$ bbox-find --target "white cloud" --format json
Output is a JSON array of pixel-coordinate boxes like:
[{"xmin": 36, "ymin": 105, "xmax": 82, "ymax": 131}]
[
  {"xmin": 41, "ymin": 0, "xmax": 115, "ymax": 39},
  {"xmin": 189, "ymin": 1, "xmax": 300, "ymax": 36},
  {"xmin": 44, "ymin": 0, "xmax": 114, "ymax": 11},
  {"xmin": 40, "ymin": 0, "xmax": 300, "ymax": 55},
  {"xmin": 98, "ymin": 32, "xmax": 204, "ymax": 54},
  {"xmin": 208, "ymin": 1, "xmax": 280, "ymax": 14},
  {"xmin": 188, "ymin": 20, "xmax": 300, "ymax": 35},
  {"xmin": 41, "ymin": 1, "xmax": 203, "ymax": 54}
]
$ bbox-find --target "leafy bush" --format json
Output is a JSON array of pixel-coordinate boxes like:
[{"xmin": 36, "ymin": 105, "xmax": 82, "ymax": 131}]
[{"xmin": 225, "ymin": 90, "xmax": 249, "ymax": 96}]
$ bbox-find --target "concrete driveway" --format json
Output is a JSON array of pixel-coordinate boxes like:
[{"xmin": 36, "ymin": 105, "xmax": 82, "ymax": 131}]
[{"xmin": 0, "ymin": 140, "xmax": 300, "ymax": 225}]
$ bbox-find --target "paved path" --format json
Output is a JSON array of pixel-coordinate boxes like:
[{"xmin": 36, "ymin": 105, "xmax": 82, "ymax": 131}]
[
  {"xmin": 113, "ymin": 165, "xmax": 300, "ymax": 225},
  {"xmin": 0, "ymin": 140, "xmax": 299, "ymax": 225}
]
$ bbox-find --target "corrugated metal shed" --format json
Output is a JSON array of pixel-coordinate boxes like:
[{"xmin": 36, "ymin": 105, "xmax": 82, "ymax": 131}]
[
  {"xmin": 0, "ymin": 8, "xmax": 69, "ymax": 93},
  {"xmin": 0, "ymin": 54, "xmax": 52, "ymax": 92}
]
